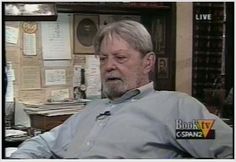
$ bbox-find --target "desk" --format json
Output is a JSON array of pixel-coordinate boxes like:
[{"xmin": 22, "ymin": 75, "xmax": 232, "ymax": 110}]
[
  {"xmin": 23, "ymin": 101, "xmax": 86, "ymax": 131},
  {"xmin": 5, "ymin": 128, "xmax": 31, "ymax": 147},
  {"xmin": 5, "ymin": 136, "xmax": 30, "ymax": 147},
  {"xmin": 29, "ymin": 114, "xmax": 72, "ymax": 131}
]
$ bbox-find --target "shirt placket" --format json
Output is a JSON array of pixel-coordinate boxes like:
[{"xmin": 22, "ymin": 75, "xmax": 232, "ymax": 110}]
[{"xmin": 78, "ymin": 103, "xmax": 116, "ymax": 154}]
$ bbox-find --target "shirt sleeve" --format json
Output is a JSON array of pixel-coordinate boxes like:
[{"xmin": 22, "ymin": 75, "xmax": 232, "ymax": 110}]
[
  {"xmin": 170, "ymin": 95, "xmax": 233, "ymax": 158},
  {"xmin": 9, "ymin": 112, "xmax": 81, "ymax": 159}
]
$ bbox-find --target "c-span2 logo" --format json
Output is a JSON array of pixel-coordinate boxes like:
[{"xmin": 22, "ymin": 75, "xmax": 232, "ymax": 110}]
[{"xmin": 175, "ymin": 119, "xmax": 215, "ymax": 139}]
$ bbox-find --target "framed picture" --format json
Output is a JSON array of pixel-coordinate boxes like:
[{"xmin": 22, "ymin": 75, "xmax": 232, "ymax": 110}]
[
  {"xmin": 73, "ymin": 14, "xmax": 98, "ymax": 54},
  {"xmin": 157, "ymin": 57, "xmax": 168, "ymax": 79},
  {"xmin": 151, "ymin": 16, "xmax": 166, "ymax": 54}
]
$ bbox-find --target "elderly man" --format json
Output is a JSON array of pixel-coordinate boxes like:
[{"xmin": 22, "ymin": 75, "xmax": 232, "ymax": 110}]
[{"xmin": 10, "ymin": 20, "xmax": 232, "ymax": 159}]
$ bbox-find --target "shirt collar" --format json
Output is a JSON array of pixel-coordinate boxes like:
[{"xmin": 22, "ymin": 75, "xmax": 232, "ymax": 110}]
[{"xmin": 108, "ymin": 82, "xmax": 154, "ymax": 104}]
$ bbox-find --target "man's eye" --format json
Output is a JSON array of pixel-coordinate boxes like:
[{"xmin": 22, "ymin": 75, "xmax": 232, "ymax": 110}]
[
  {"xmin": 117, "ymin": 56, "xmax": 126, "ymax": 60},
  {"xmin": 116, "ymin": 56, "xmax": 127, "ymax": 63},
  {"xmin": 99, "ymin": 57, "xmax": 106, "ymax": 61}
]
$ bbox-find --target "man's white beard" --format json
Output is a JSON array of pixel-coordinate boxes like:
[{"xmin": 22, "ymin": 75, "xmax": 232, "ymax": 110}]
[{"xmin": 102, "ymin": 80, "xmax": 128, "ymax": 99}]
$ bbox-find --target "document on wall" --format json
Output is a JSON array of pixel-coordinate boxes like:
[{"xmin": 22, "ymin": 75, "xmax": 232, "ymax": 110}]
[
  {"xmin": 18, "ymin": 89, "xmax": 45, "ymax": 104},
  {"xmin": 21, "ymin": 54, "xmax": 41, "ymax": 66},
  {"xmin": 5, "ymin": 26, "xmax": 19, "ymax": 44},
  {"xmin": 41, "ymin": 13, "xmax": 71, "ymax": 60},
  {"xmin": 23, "ymin": 33, "xmax": 36, "ymax": 55},
  {"xmin": 50, "ymin": 88, "xmax": 69, "ymax": 101},
  {"xmin": 6, "ymin": 62, "xmax": 15, "ymax": 81},
  {"xmin": 6, "ymin": 49, "xmax": 20, "ymax": 66},
  {"xmin": 45, "ymin": 69, "xmax": 66, "ymax": 86},
  {"xmin": 73, "ymin": 55, "xmax": 86, "ymax": 66},
  {"xmin": 21, "ymin": 66, "xmax": 41, "ymax": 89},
  {"xmin": 73, "ymin": 65, "xmax": 82, "ymax": 87},
  {"xmin": 44, "ymin": 60, "xmax": 71, "ymax": 67},
  {"xmin": 86, "ymin": 55, "xmax": 101, "ymax": 98},
  {"xmin": 6, "ymin": 80, "xmax": 14, "ymax": 102},
  {"xmin": 6, "ymin": 63, "xmax": 15, "ymax": 102}
]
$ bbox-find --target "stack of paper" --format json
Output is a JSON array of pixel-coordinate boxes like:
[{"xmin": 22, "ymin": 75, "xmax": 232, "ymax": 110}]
[
  {"xmin": 23, "ymin": 102, "xmax": 86, "ymax": 116},
  {"xmin": 5, "ymin": 147, "xmax": 18, "ymax": 158},
  {"xmin": 5, "ymin": 129, "xmax": 27, "ymax": 138}
]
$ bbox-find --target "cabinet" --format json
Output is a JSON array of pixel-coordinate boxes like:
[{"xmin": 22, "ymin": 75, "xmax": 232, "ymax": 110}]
[
  {"xmin": 30, "ymin": 114, "xmax": 72, "ymax": 131},
  {"xmin": 192, "ymin": 2, "xmax": 226, "ymax": 102}
]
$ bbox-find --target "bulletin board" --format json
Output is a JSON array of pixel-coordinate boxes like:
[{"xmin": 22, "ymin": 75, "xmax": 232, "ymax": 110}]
[{"xmin": 5, "ymin": 13, "xmax": 102, "ymax": 104}]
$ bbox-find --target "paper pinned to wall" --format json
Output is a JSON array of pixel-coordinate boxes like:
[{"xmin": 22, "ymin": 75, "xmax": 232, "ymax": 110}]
[
  {"xmin": 6, "ymin": 63, "xmax": 15, "ymax": 102},
  {"xmin": 23, "ymin": 33, "xmax": 36, "ymax": 55},
  {"xmin": 85, "ymin": 55, "xmax": 101, "ymax": 98},
  {"xmin": 21, "ymin": 53, "xmax": 41, "ymax": 66},
  {"xmin": 18, "ymin": 89, "xmax": 46, "ymax": 104},
  {"xmin": 6, "ymin": 62, "xmax": 15, "ymax": 81},
  {"xmin": 50, "ymin": 88, "xmax": 69, "ymax": 101},
  {"xmin": 73, "ymin": 55, "xmax": 86, "ymax": 66},
  {"xmin": 45, "ymin": 69, "xmax": 66, "ymax": 86},
  {"xmin": 21, "ymin": 66, "xmax": 41, "ymax": 89},
  {"xmin": 41, "ymin": 13, "xmax": 71, "ymax": 60},
  {"xmin": 6, "ymin": 49, "xmax": 20, "ymax": 66},
  {"xmin": 6, "ymin": 80, "xmax": 14, "ymax": 102},
  {"xmin": 44, "ymin": 60, "xmax": 71, "ymax": 67},
  {"xmin": 6, "ymin": 26, "xmax": 19, "ymax": 44},
  {"xmin": 73, "ymin": 65, "xmax": 82, "ymax": 87}
]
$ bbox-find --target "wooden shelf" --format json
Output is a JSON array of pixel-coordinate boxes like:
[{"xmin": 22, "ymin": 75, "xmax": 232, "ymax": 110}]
[{"xmin": 192, "ymin": 2, "xmax": 225, "ymax": 101}]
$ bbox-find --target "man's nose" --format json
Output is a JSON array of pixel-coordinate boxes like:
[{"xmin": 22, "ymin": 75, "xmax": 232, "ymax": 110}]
[{"xmin": 104, "ymin": 57, "xmax": 116, "ymax": 72}]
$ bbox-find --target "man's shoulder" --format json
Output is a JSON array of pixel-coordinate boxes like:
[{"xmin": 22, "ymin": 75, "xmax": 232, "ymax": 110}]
[
  {"xmin": 149, "ymin": 90, "xmax": 192, "ymax": 101},
  {"xmin": 146, "ymin": 90, "xmax": 205, "ymax": 109}
]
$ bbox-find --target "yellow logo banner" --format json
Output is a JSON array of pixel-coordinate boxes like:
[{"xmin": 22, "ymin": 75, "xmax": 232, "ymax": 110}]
[{"xmin": 197, "ymin": 120, "xmax": 215, "ymax": 138}]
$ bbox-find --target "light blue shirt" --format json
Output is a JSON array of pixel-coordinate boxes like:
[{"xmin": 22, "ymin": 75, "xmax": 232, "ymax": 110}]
[{"xmin": 10, "ymin": 82, "xmax": 233, "ymax": 159}]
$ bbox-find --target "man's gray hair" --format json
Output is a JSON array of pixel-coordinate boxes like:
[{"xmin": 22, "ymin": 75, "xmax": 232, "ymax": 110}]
[{"xmin": 94, "ymin": 20, "xmax": 153, "ymax": 57}]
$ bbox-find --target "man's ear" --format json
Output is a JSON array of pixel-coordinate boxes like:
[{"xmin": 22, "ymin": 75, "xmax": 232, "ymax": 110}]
[{"xmin": 143, "ymin": 52, "xmax": 156, "ymax": 74}]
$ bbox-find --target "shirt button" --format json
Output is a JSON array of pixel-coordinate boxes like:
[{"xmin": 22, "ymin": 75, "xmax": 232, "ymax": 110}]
[
  {"xmin": 86, "ymin": 141, "xmax": 91, "ymax": 146},
  {"xmin": 99, "ymin": 122, "xmax": 104, "ymax": 127},
  {"xmin": 131, "ymin": 99, "xmax": 136, "ymax": 102},
  {"xmin": 85, "ymin": 140, "xmax": 94, "ymax": 151}
]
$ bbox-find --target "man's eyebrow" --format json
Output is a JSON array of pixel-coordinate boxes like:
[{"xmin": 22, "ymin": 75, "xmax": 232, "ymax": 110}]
[{"xmin": 114, "ymin": 50, "xmax": 134, "ymax": 56}]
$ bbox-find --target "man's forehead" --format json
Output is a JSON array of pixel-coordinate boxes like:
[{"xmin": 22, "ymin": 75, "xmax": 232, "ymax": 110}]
[
  {"xmin": 102, "ymin": 34, "xmax": 126, "ymax": 44},
  {"xmin": 99, "ymin": 49, "xmax": 131, "ymax": 55},
  {"xmin": 100, "ymin": 36, "xmax": 131, "ymax": 53}
]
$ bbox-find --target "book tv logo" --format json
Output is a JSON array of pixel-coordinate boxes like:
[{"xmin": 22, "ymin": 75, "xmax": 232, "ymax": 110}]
[{"xmin": 175, "ymin": 119, "xmax": 215, "ymax": 139}]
